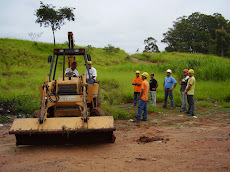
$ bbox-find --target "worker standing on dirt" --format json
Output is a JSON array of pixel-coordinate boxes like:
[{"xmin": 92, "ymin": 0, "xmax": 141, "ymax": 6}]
[
  {"xmin": 185, "ymin": 69, "xmax": 196, "ymax": 116},
  {"xmin": 136, "ymin": 72, "xmax": 149, "ymax": 121},
  {"xmin": 163, "ymin": 69, "xmax": 177, "ymax": 109},
  {"xmin": 149, "ymin": 73, "xmax": 158, "ymax": 107},
  {"xmin": 85, "ymin": 61, "xmax": 97, "ymax": 84},
  {"xmin": 65, "ymin": 62, "xmax": 79, "ymax": 77},
  {"xmin": 132, "ymin": 70, "xmax": 142, "ymax": 107},
  {"xmin": 179, "ymin": 69, "xmax": 189, "ymax": 112}
]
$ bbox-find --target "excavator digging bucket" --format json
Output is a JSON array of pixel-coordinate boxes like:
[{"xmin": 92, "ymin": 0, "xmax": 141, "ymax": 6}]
[{"xmin": 9, "ymin": 116, "xmax": 116, "ymax": 145}]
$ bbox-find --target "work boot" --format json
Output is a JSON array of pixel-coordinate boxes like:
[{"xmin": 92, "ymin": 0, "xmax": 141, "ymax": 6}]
[{"xmin": 180, "ymin": 109, "xmax": 186, "ymax": 112}]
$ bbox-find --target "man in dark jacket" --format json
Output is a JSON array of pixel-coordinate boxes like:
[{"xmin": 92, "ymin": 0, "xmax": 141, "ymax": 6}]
[{"xmin": 149, "ymin": 73, "xmax": 158, "ymax": 107}]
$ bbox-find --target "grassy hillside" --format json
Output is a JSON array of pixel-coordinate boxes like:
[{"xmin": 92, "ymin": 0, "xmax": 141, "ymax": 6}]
[
  {"xmin": 0, "ymin": 38, "xmax": 129, "ymax": 114},
  {"xmin": 0, "ymin": 38, "xmax": 230, "ymax": 120}
]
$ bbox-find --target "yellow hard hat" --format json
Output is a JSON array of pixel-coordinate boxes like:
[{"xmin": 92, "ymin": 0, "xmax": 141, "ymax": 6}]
[
  {"xmin": 136, "ymin": 70, "xmax": 140, "ymax": 74},
  {"xmin": 142, "ymin": 72, "xmax": 149, "ymax": 78},
  {"xmin": 87, "ymin": 61, "xmax": 92, "ymax": 65},
  {"xmin": 188, "ymin": 69, "xmax": 194, "ymax": 74}
]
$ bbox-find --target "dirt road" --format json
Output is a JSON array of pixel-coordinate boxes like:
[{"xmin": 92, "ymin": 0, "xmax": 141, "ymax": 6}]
[
  {"xmin": 130, "ymin": 57, "xmax": 153, "ymax": 64},
  {"xmin": 1, "ymin": 110, "xmax": 230, "ymax": 172}
]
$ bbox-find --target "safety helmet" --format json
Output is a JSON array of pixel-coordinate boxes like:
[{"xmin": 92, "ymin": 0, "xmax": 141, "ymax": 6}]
[
  {"xmin": 135, "ymin": 70, "xmax": 140, "ymax": 74},
  {"xmin": 183, "ymin": 69, "xmax": 188, "ymax": 73},
  {"xmin": 188, "ymin": 69, "xmax": 194, "ymax": 74},
  {"xmin": 142, "ymin": 72, "xmax": 149, "ymax": 78},
  {"xmin": 166, "ymin": 69, "xmax": 172, "ymax": 73}
]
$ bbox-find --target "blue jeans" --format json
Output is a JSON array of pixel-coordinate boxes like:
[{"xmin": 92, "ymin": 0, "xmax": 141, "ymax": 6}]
[
  {"xmin": 134, "ymin": 92, "xmax": 140, "ymax": 106},
  {"xmin": 136, "ymin": 99, "xmax": 147, "ymax": 121},
  {"xmin": 88, "ymin": 79, "xmax": 95, "ymax": 84},
  {"xmin": 187, "ymin": 95, "xmax": 195, "ymax": 116},
  {"xmin": 181, "ymin": 91, "xmax": 187, "ymax": 111},
  {"xmin": 163, "ymin": 89, "xmax": 175, "ymax": 108}
]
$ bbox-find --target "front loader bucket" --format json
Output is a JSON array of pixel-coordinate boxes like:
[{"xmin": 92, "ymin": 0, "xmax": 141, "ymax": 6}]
[{"xmin": 9, "ymin": 116, "xmax": 116, "ymax": 145}]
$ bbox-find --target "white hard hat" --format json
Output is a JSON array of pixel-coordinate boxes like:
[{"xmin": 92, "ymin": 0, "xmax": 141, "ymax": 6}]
[{"xmin": 166, "ymin": 69, "xmax": 172, "ymax": 73}]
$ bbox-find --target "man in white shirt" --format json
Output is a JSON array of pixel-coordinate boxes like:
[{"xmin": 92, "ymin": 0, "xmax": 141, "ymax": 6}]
[
  {"xmin": 65, "ymin": 62, "xmax": 79, "ymax": 77},
  {"xmin": 84, "ymin": 61, "xmax": 97, "ymax": 84}
]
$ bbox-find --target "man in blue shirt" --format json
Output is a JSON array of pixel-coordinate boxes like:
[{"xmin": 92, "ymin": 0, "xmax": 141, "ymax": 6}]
[{"xmin": 163, "ymin": 69, "xmax": 177, "ymax": 108}]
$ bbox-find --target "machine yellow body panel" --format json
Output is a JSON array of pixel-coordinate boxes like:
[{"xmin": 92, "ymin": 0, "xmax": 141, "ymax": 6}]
[{"xmin": 9, "ymin": 116, "xmax": 115, "ymax": 134}]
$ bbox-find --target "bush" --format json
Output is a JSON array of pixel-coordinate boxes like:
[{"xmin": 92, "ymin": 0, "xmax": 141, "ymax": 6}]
[
  {"xmin": 103, "ymin": 44, "xmax": 120, "ymax": 53},
  {"xmin": 102, "ymin": 102, "xmax": 132, "ymax": 120},
  {"xmin": 158, "ymin": 58, "xmax": 230, "ymax": 81}
]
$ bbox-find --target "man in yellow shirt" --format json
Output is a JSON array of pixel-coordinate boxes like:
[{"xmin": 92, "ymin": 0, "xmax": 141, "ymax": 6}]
[
  {"xmin": 185, "ymin": 69, "xmax": 195, "ymax": 116},
  {"xmin": 136, "ymin": 72, "xmax": 149, "ymax": 121},
  {"xmin": 132, "ymin": 70, "xmax": 142, "ymax": 107}
]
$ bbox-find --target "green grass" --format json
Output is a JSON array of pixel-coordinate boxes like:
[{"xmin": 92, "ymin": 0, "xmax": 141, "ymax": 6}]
[
  {"xmin": 197, "ymin": 101, "xmax": 212, "ymax": 108},
  {"xmin": 132, "ymin": 52, "xmax": 230, "ymax": 64},
  {"xmin": 133, "ymin": 52, "xmax": 230, "ymax": 81},
  {"xmin": 0, "ymin": 38, "xmax": 230, "ymax": 119}
]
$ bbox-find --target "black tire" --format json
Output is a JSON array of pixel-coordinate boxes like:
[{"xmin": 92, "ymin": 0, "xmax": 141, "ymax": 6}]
[{"xmin": 90, "ymin": 107, "xmax": 105, "ymax": 116}]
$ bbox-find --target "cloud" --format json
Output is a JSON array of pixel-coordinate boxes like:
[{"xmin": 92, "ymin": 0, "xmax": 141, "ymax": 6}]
[{"xmin": 0, "ymin": 0, "xmax": 229, "ymax": 54}]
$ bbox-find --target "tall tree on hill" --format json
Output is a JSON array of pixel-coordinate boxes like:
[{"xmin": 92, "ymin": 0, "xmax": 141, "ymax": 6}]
[
  {"xmin": 161, "ymin": 12, "xmax": 230, "ymax": 57},
  {"xmin": 216, "ymin": 29, "xmax": 230, "ymax": 57},
  {"xmin": 35, "ymin": 1, "xmax": 75, "ymax": 46},
  {"xmin": 143, "ymin": 37, "xmax": 160, "ymax": 53}
]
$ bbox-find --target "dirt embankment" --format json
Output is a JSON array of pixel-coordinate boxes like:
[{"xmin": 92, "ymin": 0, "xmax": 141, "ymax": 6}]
[{"xmin": 130, "ymin": 57, "xmax": 153, "ymax": 64}]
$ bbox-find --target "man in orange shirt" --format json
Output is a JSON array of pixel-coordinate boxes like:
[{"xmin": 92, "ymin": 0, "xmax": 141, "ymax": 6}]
[
  {"xmin": 132, "ymin": 70, "xmax": 142, "ymax": 107},
  {"xmin": 136, "ymin": 72, "xmax": 149, "ymax": 121}
]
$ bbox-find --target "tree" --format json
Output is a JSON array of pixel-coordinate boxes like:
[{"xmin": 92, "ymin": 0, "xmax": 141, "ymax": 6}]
[
  {"xmin": 35, "ymin": 1, "xmax": 75, "ymax": 46},
  {"xmin": 86, "ymin": 45, "xmax": 95, "ymax": 53},
  {"xmin": 28, "ymin": 32, "xmax": 43, "ymax": 45},
  {"xmin": 103, "ymin": 44, "xmax": 120, "ymax": 53},
  {"xmin": 161, "ymin": 12, "xmax": 230, "ymax": 56},
  {"xmin": 143, "ymin": 37, "xmax": 160, "ymax": 53},
  {"xmin": 216, "ymin": 29, "xmax": 230, "ymax": 57}
]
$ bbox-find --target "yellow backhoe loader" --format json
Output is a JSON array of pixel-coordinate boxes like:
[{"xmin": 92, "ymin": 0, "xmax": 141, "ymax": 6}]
[{"xmin": 9, "ymin": 32, "xmax": 116, "ymax": 145}]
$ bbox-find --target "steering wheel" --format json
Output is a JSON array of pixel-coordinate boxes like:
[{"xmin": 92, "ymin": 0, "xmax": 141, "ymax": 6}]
[{"xmin": 66, "ymin": 72, "xmax": 74, "ymax": 77}]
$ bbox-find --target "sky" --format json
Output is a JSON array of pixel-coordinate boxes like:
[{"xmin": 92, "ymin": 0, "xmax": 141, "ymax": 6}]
[{"xmin": 0, "ymin": 0, "xmax": 230, "ymax": 54}]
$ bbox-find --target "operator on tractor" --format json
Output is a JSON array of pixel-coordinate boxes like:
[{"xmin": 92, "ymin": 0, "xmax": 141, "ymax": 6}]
[
  {"xmin": 84, "ymin": 61, "xmax": 97, "ymax": 84},
  {"xmin": 65, "ymin": 62, "xmax": 79, "ymax": 77}
]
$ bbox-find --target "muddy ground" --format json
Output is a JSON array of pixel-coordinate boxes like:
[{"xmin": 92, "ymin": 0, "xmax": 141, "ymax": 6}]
[{"xmin": 0, "ymin": 106, "xmax": 230, "ymax": 172}]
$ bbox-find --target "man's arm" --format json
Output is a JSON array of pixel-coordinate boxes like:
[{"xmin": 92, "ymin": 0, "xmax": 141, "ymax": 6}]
[
  {"xmin": 185, "ymin": 84, "xmax": 192, "ymax": 94},
  {"xmin": 132, "ymin": 79, "xmax": 140, "ymax": 86},
  {"xmin": 135, "ymin": 78, "xmax": 142, "ymax": 86},
  {"xmin": 180, "ymin": 79, "xmax": 184, "ymax": 85},
  {"xmin": 156, "ymin": 83, "xmax": 159, "ymax": 88},
  {"xmin": 75, "ymin": 70, "xmax": 79, "ymax": 77},
  {"xmin": 65, "ymin": 68, "xmax": 69, "ymax": 74},
  {"xmin": 163, "ymin": 83, "xmax": 165, "ymax": 91},
  {"xmin": 170, "ymin": 83, "xmax": 177, "ymax": 90},
  {"xmin": 152, "ymin": 82, "xmax": 158, "ymax": 91},
  {"xmin": 91, "ymin": 68, "xmax": 97, "ymax": 79},
  {"xmin": 140, "ymin": 88, "xmax": 144, "ymax": 98},
  {"xmin": 170, "ymin": 78, "xmax": 177, "ymax": 90},
  {"xmin": 185, "ymin": 78, "xmax": 193, "ymax": 94}
]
